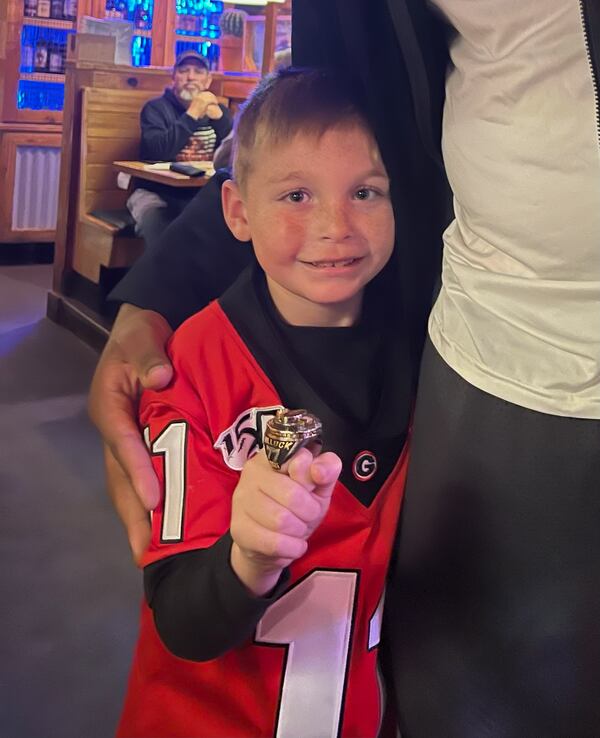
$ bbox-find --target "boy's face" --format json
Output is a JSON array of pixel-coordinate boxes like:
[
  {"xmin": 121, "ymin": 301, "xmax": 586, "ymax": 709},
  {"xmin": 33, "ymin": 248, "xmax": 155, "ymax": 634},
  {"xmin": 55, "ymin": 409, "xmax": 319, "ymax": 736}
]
[{"xmin": 222, "ymin": 124, "xmax": 394, "ymax": 326}]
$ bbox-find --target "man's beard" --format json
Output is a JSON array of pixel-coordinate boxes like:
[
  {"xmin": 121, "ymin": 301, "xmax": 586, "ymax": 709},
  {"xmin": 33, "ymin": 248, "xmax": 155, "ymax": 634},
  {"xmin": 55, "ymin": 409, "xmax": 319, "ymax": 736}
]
[{"xmin": 179, "ymin": 87, "xmax": 199, "ymax": 102}]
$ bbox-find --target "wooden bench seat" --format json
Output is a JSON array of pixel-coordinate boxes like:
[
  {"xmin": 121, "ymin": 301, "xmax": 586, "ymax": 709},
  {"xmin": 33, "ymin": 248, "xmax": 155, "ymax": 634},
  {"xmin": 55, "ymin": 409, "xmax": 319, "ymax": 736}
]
[{"xmin": 71, "ymin": 86, "xmax": 156, "ymax": 284}]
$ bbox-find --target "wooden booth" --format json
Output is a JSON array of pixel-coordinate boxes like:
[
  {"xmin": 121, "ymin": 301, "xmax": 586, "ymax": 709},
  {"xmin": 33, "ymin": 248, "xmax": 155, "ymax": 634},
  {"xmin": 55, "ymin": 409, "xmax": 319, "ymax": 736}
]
[
  {"xmin": 47, "ymin": 48, "xmax": 259, "ymax": 345},
  {"xmin": 0, "ymin": 0, "xmax": 291, "ymax": 249}
]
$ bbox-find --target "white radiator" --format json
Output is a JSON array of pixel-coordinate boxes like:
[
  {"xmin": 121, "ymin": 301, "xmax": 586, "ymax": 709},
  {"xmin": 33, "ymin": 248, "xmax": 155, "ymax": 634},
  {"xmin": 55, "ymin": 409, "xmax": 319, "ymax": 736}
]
[{"xmin": 11, "ymin": 145, "xmax": 61, "ymax": 231}]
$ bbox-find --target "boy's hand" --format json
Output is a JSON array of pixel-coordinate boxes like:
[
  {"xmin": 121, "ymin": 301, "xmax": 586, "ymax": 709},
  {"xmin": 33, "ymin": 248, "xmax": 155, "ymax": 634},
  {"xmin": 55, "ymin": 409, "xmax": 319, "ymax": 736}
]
[
  {"xmin": 88, "ymin": 304, "xmax": 173, "ymax": 563},
  {"xmin": 230, "ymin": 448, "xmax": 342, "ymax": 596}
]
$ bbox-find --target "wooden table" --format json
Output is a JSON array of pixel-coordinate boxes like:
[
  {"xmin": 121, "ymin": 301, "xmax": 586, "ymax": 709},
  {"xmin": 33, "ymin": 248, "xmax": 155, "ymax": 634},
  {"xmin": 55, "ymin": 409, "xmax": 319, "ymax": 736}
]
[{"xmin": 113, "ymin": 160, "xmax": 212, "ymax": 188}]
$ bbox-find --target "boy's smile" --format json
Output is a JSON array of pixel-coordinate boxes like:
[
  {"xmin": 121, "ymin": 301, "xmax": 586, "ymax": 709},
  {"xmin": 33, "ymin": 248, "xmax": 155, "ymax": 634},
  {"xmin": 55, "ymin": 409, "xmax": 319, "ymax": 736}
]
[{"xmin": 222, "ymin": 124, "xmax": 395, "ymax": 327}]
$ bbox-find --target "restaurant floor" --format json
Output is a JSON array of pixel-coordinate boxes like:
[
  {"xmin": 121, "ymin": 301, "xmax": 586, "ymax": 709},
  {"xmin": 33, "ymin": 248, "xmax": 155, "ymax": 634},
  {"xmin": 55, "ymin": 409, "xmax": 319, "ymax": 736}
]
[{"xmin": 0, "ymin": 264, "xmax": 140, "ymax": 738}]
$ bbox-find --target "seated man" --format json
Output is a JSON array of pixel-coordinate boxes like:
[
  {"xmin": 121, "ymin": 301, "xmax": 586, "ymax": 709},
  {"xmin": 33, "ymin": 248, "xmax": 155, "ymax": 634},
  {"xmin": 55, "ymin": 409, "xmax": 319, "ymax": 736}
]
[{"xmin": 128, "ymin": 50, "xmax": 233, "ymax": 247}]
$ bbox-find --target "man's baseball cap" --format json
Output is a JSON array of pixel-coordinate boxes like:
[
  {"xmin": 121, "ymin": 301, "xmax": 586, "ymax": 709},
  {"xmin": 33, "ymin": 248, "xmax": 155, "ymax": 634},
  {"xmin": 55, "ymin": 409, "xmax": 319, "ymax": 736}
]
[{"xmin": 174, "ymin": 50, "xmax": 210, "ymax": 70}]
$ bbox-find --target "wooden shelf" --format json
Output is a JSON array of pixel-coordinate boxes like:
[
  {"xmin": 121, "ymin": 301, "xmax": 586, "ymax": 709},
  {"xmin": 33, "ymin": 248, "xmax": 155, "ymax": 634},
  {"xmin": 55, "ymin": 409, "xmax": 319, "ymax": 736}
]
[
  {"xmin": 22, "ymin": 16, "xmax": 75, "ymax": 30},
  {"xmin": 173, "ymin": 33, "xmax": 218, "ymax": 44},
  {"xmin": 132, "ymin": 28, "xmax": 152, "ymax": 37},
  {"xmin": 20, "ymin": 71, "xmax": 66, "ymax": 83}
]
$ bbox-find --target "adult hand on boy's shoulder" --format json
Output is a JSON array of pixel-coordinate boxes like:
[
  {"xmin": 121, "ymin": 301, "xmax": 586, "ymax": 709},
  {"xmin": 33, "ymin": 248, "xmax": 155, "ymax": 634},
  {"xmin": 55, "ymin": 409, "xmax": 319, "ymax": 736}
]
[
  {"xmin": 88, "ymin": 304, "xmax": 173, "ymax": 563},
  {"xmin": 230, "ymin": 448, "xmax": 342, "ymax": 597}
]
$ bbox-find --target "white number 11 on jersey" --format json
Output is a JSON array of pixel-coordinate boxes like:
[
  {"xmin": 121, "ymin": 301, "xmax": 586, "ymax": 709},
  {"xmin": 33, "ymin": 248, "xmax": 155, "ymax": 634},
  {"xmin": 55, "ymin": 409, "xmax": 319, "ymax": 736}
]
[{"xmin": 256, "ymin": 571, "xmax": 385, "ymax": 738}]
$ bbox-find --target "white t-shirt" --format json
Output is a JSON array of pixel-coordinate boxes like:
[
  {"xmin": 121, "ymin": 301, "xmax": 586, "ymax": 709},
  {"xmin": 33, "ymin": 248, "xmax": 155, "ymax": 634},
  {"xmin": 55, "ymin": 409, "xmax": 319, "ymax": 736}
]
[{"xmin": 428, "ymin": 0, "xmax": 600, "ymax": 418}]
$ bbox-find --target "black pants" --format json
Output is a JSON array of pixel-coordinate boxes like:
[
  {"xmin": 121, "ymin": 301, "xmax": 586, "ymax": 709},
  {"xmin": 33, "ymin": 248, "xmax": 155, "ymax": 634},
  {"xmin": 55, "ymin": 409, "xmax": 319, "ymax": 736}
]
[{"xmin": 384, "ymin": 338, "xmax": 600, "ymax": 738}]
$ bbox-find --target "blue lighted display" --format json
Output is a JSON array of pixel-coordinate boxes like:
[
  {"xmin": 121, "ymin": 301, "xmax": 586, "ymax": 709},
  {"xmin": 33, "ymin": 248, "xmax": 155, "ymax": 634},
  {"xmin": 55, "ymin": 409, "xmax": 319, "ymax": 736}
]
[
  {"xmin": 132, "ymin": 34, "xmax": 152, "ymax": 66},
  {"xmin": 18, "ymin": 79, "xmax": 65, "ymax": 110},
  {"xmin": 18, "ymin": 25, "xmax": 74, "ymax": 110},
  {"xmin": 20, "ymin": 25, "xmax": 73, "ymax": 74},
  {"xmin": 175, "ymin": 0, "xmax": 223, "ymax": 38}
]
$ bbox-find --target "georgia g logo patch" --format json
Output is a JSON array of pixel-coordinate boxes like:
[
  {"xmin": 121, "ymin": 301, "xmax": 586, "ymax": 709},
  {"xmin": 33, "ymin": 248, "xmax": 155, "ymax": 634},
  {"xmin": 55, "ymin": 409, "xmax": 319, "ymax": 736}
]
[
  {"xmin": 214, "ymin": 405, "xmax": 283, "ymax": 470},
  {"xmin": 352, "ymin": 450, "xmax": 378, "ymax": 482}
]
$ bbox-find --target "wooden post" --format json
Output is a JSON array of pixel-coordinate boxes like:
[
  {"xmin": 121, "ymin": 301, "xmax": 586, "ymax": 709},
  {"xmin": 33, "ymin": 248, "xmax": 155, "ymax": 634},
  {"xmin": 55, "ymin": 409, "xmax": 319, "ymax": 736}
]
[{"xmin": 261, "ymin": 2, "xmax": 278, "ymax": 76}]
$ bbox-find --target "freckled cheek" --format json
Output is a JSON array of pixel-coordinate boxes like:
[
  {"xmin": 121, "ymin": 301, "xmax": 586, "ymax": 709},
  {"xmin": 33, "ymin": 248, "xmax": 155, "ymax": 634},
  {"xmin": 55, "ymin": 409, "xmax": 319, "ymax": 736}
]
[
  {"xmin": 267, "ymin": 214, "xmax": 310, "ymax": 260},
  {"xmin": 251, "ymin": 214, "xmax": 308, "ymax": 265}
]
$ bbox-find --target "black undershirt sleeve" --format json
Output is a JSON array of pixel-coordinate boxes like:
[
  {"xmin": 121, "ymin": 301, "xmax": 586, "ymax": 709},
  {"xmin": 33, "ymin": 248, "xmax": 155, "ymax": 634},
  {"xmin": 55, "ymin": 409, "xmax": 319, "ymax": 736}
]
[{"xmin": 144, "ymin": 532, "xmax": 290, "ymax": 662}]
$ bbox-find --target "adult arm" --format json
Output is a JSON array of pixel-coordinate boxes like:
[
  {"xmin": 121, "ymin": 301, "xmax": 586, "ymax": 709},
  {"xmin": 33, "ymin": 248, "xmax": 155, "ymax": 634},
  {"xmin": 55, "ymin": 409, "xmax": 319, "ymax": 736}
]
[
  {"xmin": 88, "ymin": 304, "xmax": 174, "ymax": 562},
  {"xmin": 89, "ymin": 171, "xmax": 252, "ymax": 560}
]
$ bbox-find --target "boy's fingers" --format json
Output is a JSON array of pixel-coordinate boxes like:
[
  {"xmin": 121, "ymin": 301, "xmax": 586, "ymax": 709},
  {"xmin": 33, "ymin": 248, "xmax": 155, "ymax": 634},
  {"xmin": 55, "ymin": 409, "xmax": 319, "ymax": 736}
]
[
  {"xmin": 285, "ymin": 447, "xmax": 316, "ymax": 490},
  {"xmin": 310, "ymin": 452, "xmax": 343, "ymax": 498},
  {"xmin": 251, "ymin": 451, "xmax": 321, "ymax": 522},
  {"xmin": 242, "ymin": 492, "xmax": 310, "ymax": 539},
  {"xmin": 234, "ymin": 512, "xmax": 308, "ymax": 562}
]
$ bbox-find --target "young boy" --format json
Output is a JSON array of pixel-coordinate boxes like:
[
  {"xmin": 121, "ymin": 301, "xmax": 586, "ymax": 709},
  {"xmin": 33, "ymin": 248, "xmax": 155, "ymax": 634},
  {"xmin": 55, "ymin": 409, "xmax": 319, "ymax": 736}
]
[{"xmin": 117, "ymin": 68, "xmax": 411, "ymax": 738}]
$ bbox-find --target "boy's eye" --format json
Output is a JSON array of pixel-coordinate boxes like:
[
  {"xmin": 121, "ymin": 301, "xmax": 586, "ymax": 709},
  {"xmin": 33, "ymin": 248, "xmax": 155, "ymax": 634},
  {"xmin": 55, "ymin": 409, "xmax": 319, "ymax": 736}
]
[
  {"xmin": 355, "ymin": 187, "xmax": 377, "ymax": 201},
  {"xmin": 286, "ymin": 190, "xmax": 307, "ymax": 203}
]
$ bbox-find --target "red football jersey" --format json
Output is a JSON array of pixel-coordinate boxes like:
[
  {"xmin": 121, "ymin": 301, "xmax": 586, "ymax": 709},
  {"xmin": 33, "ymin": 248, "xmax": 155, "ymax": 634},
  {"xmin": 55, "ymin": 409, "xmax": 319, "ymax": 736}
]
[{"xmin": 117, "ymin": 300, "xmax": 408, "ymax": 738}]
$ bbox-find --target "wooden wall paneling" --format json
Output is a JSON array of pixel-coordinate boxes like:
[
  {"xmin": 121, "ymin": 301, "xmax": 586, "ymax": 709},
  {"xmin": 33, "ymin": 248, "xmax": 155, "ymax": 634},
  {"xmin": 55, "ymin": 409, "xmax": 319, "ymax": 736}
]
[
  {"xmin": 53, "ymin": 65, "xmax": 87, "ymax": 290},
  {"xmin": 2, "ymin": 15, "xmax": 21, "ymax": 123},
  {"xmin": 89, "ymin": 69, "xmax": 170, "ymax": 92},
  {"xmin": 0, "ymin": 131, "xmax": 17, "ymax": 242}
]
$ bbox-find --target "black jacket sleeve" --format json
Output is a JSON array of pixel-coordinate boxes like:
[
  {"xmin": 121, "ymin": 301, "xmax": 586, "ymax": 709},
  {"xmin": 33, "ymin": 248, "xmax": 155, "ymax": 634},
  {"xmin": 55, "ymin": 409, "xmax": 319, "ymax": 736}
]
[
  {"xmin": 108, "ymin": 170, "xmax": 254, "ymax": 328},
  {"xmin": 144, "ymin": 532, "xmax": 290, "ymax": 661},
  {"xmin": 140, "ymin": 98, "xmax": 203, "ymax": 162}
]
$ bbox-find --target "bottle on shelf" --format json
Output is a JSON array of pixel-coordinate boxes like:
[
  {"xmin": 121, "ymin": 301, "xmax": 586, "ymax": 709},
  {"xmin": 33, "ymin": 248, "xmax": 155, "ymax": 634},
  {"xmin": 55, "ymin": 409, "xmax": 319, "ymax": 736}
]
[
  {"xmin": 24, "ymin": 0, "xmax": 38, "ymax": 18},
  {"xmin": 50, "ymin": 0, "xmax": 64, "ymax": 18},
  {"xmin": 22, "ymin": 36, "xmax": 35, "ymax": 73},
  {"xmin": 133, "ymin": 3, "xmax": 146, "ymax": 30},
  {"xmin": 62, "ymin": 0, "xmax": 77, "ymax": 21},
  {"xmin": 48, "ymin": 41, "xmax": 63, "ymax": 73},
  {"xmin": 37, "ymin": 0, "xmax": 51, "ymax": 18},
  {"xmin": 34, "ymin": 36, "xmax": 49, "ymax": 71}
]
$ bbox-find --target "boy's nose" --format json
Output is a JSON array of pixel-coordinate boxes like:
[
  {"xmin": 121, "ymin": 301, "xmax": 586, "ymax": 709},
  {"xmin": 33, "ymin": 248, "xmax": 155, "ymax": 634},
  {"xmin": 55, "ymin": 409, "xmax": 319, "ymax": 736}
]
[{"xmin": 319, "ymin": 202, "xmax": 353, "ymax": 242}]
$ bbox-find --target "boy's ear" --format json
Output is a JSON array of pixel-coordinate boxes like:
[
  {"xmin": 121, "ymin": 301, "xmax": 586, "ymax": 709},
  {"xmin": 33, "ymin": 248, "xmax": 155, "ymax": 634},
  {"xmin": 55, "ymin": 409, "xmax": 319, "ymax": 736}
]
[{"xmin": 221, "ymin": 179, "xmax": 251, "ymax": 242}]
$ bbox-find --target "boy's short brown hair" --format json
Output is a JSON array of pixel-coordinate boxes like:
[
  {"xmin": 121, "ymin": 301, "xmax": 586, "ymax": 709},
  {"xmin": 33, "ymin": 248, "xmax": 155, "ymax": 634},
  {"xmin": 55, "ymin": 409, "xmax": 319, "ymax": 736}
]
[{"xmin": 232, "ymin": 67, "xmax": 372, "ymax": 190}]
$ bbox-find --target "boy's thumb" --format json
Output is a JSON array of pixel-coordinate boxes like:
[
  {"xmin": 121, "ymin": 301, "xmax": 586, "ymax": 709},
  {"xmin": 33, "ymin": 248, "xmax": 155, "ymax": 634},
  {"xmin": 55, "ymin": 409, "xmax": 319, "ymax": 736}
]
[{"xmin": 310, "ymin": 452, "xmax": 342, "ymax": 496}]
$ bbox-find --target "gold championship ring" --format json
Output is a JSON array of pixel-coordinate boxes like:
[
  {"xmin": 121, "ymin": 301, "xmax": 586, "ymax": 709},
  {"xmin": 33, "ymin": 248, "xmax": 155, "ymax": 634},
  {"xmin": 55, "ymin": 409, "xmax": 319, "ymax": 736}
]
[{"xmin": 264, "ymin": 408, "xmax": 323, "ymax": 470}]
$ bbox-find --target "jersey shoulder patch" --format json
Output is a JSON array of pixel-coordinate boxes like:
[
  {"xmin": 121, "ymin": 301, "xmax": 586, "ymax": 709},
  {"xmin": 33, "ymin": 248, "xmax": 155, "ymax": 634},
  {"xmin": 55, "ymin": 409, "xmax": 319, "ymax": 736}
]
[{"xmin": 213, "ymin": 405, "xmax": 283, "ymax": 470}]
